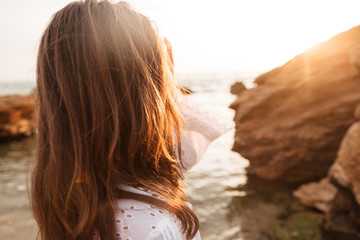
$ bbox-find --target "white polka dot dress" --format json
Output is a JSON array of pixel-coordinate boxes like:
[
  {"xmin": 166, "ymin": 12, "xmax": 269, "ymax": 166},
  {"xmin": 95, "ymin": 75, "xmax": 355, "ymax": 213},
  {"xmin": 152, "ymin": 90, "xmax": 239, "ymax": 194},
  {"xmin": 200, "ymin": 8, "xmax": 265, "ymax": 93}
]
[{"xmin": 113, "ymin": 185, "xmax": 201, "ymax": 240}]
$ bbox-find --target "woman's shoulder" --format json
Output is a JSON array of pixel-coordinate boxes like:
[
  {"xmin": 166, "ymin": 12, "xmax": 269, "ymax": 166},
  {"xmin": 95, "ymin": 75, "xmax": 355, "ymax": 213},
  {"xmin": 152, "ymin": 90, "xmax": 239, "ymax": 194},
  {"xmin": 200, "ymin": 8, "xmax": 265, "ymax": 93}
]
[{"xmin": 113, "ymin": 186, "xmax": 186, "ymax": 240}]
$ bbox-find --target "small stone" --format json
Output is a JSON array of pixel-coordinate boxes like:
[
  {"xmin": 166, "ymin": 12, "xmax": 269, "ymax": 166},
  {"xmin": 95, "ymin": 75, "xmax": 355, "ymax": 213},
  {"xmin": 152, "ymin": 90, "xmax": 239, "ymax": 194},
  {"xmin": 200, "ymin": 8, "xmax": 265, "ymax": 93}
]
[
  {"xmin": 293, "ymin": 178, "xmax": 337, "ymax": 213},
  {"xmin": 230, "ymin": 81, "xmax": 246, "ymax": 95}
]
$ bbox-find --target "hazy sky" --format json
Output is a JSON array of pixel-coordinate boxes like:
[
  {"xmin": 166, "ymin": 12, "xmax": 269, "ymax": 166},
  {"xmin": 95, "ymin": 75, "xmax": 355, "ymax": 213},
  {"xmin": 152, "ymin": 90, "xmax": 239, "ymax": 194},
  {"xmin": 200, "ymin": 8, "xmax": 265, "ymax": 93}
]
[{"xmin": 0, "ymin": 0, "xmax": 360, "ymax": 82}]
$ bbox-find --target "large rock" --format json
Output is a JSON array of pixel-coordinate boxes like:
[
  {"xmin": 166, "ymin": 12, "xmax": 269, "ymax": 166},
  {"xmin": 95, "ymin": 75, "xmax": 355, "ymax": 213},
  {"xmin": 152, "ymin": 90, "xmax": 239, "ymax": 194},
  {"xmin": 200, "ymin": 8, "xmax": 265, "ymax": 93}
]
[
  {"xmin": 322, "ymin": 120, "xmax": 360, "ymax": 239},
  {"xmin": 329, "ymin": 121, "xmax": 360, "ymax": 203},
  {"xmin": 0, "ymin": 93, "xmax": 35, "ymax": 142},
  {"xmin": 230, "ymin": 26, "xmax": 360, "ymax": 182}
]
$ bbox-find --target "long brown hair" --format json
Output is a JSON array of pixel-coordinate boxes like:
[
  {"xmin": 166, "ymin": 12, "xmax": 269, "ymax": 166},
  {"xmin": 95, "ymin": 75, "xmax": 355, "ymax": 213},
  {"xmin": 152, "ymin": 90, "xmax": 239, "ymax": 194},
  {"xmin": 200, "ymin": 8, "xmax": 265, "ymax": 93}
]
[{"xmin": 31, "ymin": 1, "xmax": 199, "ymax": 239}]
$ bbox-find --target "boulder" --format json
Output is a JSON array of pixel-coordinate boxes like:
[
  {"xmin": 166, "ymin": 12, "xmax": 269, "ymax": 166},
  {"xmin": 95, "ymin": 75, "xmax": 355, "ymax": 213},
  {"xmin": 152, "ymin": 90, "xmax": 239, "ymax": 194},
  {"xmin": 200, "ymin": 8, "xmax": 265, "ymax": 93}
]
[
  {"xmin": 322, "ymin": 185, "xmax": 360, "ymax": 240},
  {"xmin": 322, "ymin": 121, "xmax": 360, "ymax": 239},
  {"xmin": 0, "ymin": 93, "xmax": 36, "ymax": 142},
  {"xmin": 329, "ymin": 122, "xmax": 360, "ymax": 203},
  {"xmin": 231, "ymin": 26, "xmax": 360, "ymax": 182}
]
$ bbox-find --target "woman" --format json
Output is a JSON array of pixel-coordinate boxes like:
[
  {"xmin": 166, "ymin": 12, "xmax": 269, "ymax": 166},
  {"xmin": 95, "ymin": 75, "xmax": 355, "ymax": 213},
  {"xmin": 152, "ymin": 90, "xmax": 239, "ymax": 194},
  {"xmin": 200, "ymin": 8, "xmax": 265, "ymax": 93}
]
[{"xmin": 32, "ymin": 1, "xmax": 228, "ymax": 239}]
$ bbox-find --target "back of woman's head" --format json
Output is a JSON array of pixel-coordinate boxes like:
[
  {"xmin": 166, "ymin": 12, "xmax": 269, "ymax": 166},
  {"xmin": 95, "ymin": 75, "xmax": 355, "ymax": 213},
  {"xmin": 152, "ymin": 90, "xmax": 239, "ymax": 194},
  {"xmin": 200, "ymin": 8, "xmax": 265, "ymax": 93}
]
[{"xmin": 32, "ymin": 1, "xmax": 198, "ymax": 239}]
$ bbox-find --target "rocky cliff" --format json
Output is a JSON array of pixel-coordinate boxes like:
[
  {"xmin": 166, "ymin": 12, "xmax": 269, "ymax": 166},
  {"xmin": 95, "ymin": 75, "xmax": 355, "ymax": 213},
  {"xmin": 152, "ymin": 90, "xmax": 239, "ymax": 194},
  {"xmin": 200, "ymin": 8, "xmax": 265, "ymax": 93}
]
[{"xmin": 231, "ymin": 26, "xmax": 360, "ymax": 182}]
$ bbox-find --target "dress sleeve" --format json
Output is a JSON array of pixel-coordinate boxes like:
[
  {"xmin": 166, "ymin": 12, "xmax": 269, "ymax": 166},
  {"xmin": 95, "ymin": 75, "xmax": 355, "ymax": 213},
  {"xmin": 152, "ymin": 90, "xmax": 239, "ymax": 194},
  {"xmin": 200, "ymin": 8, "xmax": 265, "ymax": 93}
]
[{"xmin": 176, "ymin": 93, "xmax": 234, "ymax": 170}]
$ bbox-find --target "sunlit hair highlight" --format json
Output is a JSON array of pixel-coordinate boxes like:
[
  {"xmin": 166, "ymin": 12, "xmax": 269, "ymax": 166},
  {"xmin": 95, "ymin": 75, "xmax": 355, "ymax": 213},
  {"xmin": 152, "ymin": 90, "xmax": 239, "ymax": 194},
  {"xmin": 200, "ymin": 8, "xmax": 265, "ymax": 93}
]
[{"xmin": 31, "ymin": 1, "xmax": 199, "ymax": 239}]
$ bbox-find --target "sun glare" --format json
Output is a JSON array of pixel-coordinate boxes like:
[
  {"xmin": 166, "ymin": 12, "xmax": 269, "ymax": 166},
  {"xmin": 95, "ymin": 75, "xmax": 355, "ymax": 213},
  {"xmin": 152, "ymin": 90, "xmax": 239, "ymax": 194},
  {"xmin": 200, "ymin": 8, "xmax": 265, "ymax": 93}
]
[
  {"xmin": 130, "ymin": 0, "xmax": 360, "ymax": 74},
  {"xmin": 0, "ymin": 0, "xmax": 360, "ymax": 81}
]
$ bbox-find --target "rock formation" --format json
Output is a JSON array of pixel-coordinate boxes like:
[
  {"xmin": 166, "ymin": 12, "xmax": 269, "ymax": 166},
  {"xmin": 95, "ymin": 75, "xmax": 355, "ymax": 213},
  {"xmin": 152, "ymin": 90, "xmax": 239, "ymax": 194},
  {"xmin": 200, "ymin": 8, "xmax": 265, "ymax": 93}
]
[
  {"xmin": 0, "ymin": 93, "xmax": 36, "ymax": 142},
  {"xmin": 321, "ymin": 105, "xmax": 360, "ymax": 239},
  {"xmin": 231, "ymin": 26, "xmax": 360, "ymax": 182}
]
